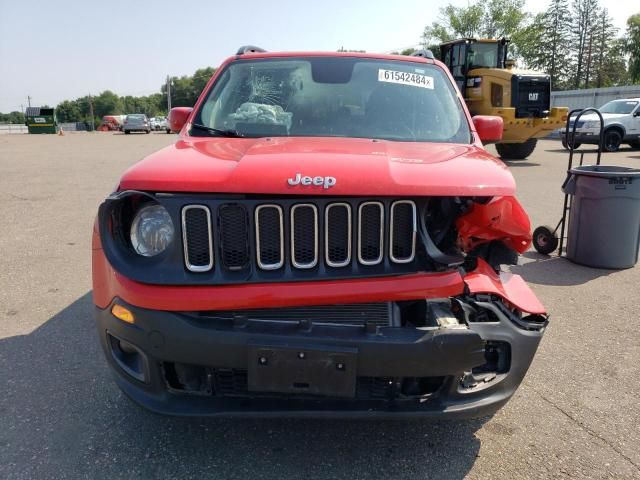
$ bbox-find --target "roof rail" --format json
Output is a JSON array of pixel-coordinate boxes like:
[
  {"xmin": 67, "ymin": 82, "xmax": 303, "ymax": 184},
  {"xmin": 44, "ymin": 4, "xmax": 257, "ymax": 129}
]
[
  {"xmin": 412, "ymin": 50, "xmax": 434, "ymax": 59},
  {"xmin": 236, "ymin": 45, "xmax": 267, "ymax": 55}
]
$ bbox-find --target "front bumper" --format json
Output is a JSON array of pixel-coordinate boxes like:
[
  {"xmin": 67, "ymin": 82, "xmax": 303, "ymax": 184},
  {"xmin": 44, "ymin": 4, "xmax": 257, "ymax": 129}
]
[
  {"xmin": 560, "ymin": 129, "xmax": 602, "ymax": 144},
  {"xmin": 96, "ymin": 297, "xmax": 545, "ymax": 418}
]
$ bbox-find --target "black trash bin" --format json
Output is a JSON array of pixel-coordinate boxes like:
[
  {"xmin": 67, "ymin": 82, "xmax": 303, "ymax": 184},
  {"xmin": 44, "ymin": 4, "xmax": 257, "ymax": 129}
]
[{"xmin": 563, "ymin": 165, "xmax": 640, "ymax": 269}]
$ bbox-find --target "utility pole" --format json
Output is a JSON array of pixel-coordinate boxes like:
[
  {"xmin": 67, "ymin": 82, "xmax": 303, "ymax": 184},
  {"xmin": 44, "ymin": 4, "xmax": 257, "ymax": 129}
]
[
  {"xmin": 27, "ymin": 96, "xmax": 31, "ymax": 108},
  {"xmin": 88, "ymin": 94, "xmax": 95, "ymax": 132},
  {"xmin": 166, "ymin": 75, "xmax": 172, "ymax": 112}
]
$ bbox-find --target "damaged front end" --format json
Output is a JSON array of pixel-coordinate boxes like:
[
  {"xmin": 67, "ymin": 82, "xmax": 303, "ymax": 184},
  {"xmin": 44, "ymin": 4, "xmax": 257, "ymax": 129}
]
[{"xmin": 94, "ymin": 191, "xmax": 547, "ymax": 417}]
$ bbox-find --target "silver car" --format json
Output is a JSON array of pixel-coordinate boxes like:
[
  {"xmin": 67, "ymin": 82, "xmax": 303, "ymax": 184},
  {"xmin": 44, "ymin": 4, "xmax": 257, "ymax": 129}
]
[{"xmin": 123, "ymin": 114, "xmax": 151, "ymax": 134}]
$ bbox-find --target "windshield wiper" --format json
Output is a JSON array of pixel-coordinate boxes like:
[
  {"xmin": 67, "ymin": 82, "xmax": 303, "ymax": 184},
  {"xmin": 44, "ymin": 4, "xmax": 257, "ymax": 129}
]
[{"xmin": 191, "ymin": 123, "xmax": 245, "ymax": 138}]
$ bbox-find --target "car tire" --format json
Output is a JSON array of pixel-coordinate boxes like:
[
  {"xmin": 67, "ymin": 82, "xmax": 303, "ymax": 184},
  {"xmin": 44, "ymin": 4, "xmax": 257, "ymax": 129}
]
[
  {"xmin": 166, "ymin": 129, "xmax": 171, "ymax": 134},
  {"xmin": 603, "ymin": 129, "xmax": 622, "ymax": 152},
  {"xmin": 495, "ymin": 138, "xmax": 538, "ymax": 160},
  {"xmin": 146, "ymin": 130, "xmax": 151, "ymax": 134},
  {"xmin": 124, "ymin": 130, "xmax": 130, "ymax": 135},
  {"xmin": 561, "ymin": 138, "xmax": 581, "ymax": 150},
  {"xmin": 629, "ymin": 141, "xmax": 640, "ymax": 150}
]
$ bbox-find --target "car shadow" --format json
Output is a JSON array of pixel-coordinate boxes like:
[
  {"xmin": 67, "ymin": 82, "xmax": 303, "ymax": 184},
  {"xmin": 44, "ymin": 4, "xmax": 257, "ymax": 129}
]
[
  {"xmin": 501, "ymin": 160, "xmax": 541, "ymax": 167},
  {"xmin": 511, "ymin": 251, "xmax": 616, "ymax": 286},
  {"xmin": 1, "ymin": 293, "xmax": 484, "ymax": 479}
]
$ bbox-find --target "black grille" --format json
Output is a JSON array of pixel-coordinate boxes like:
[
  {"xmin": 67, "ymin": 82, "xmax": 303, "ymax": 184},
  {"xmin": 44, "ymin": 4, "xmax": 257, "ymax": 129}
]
[
  {"xmin": 291, "ymin": 205, "xmax": 317, "ymax": 268},
  {"xmin": 219, "ymin": 204, "xmax": 249, "ymax": 270},
  {"xmin": 197, "ymin": 302, "xmax": 392, "ymax": 328},
  {"xmin": 511, "ymin": 75, "xmax": 550, "ymax": 118},
  {"xmin": 391, "ymin": 202, "xmax": 415, "ymax": 262},
  {"xmin": 213, "ymin": 369, "xmax": 248, "ymax": 396},
  {"xmin": 326, "ymin": 204, "xmax": 350, "ymax": 266},
  {"xmin": 182, "ymin": 206, "xmax": 212, "ymax": 270},
  {"xmin": 206, "ymin": 370, "xmax": 441, "ymax": 400},
  {"xmin": 180, "ymin": 199, "xmax": 418, "ymax": 278},
  {"xmin": 359, "ymin": 203, "xmax": 383, "ymax": 264},
  {"xmin": 256, "ymin": 206, "xmax": 283, "ymax": 269}
]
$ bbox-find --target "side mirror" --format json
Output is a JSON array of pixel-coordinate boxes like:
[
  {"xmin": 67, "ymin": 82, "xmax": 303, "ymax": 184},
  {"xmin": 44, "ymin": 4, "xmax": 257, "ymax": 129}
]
[
  {"xmin": 168, "ymin": 107, "xmax": 193, "ymax": 133},
  {"xmin": 634, "ymin": 110, "xmax": 640, "ymax": 117},
  {"xmin": 473, "ymin": 115, "xmax": 503, "ymax": 143}
]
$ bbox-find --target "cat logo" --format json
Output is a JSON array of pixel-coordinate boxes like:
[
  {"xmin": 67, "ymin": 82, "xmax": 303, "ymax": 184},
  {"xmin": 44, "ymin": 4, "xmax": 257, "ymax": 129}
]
[{"xmin": 528, "ymin": 92, "xmax": 539, "ymax": 101}]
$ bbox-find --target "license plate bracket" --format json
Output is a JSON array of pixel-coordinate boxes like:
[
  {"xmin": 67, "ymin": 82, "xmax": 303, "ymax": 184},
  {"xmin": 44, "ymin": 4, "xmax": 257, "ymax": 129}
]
[{"xmin": 247, "ymin": 344, "xmax": 357, "ymax": 398}]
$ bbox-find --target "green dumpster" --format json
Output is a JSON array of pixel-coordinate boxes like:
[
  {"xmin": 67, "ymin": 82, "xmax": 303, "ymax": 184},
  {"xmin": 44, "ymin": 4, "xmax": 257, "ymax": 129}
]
[{"xmin": 25, "ymin": 107, "xmax": 58, "ymax": 134}]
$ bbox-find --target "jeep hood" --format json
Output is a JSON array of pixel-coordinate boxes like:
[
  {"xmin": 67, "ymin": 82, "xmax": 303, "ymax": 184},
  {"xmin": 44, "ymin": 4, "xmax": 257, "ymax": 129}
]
[{"xmin": 119, "ymin": 136, "xmax": 515, "ymax": 196}]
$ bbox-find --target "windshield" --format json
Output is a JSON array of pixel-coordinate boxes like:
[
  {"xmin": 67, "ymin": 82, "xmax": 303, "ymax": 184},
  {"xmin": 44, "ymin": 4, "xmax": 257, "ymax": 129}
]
[
  {"xmin": 469, "ymin": 43, "xmax": 501, "ymax": 69},
  {"xmin": 600, "ymin": 100, "xmax": 638, "ymax": 114},
  {"xmin": 193, "ymin": 57, "xmax": 471, "ymax": 143},
  {"xmin": 127, "ymin": 114, "xmax": 146, "ymax": 121}
]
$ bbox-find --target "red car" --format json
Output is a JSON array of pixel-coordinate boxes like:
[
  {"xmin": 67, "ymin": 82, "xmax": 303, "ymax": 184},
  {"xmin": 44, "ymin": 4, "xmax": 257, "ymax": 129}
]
[{"xmin": 93, "ymin": 46, "xmax": 547, "ymax": 417}]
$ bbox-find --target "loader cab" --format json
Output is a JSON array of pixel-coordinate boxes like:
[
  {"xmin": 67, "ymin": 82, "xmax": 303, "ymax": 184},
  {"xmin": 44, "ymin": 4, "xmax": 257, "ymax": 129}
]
[{"xmin": 440, "ymin": 38, "xmax": 509, "ymax": 91}]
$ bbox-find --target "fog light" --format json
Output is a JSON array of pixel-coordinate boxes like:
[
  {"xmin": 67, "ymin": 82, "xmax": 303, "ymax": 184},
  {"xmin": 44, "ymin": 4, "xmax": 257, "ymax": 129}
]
[{"xmin": 111, "ymin": 304, "xmax": 135, "ymax": 324}]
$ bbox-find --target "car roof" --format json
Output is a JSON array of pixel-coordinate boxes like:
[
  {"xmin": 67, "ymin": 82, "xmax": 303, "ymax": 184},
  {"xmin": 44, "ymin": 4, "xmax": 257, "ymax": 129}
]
[{"xmin": 231, "ymin": 50, "xmax": 435, "ymax": 64}]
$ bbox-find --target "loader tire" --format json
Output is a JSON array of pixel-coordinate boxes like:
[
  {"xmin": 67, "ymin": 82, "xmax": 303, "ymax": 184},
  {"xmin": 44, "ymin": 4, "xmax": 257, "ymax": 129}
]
[{"xmin": 495, "ymin": 138, "xmax": 538, "ymax": 160}]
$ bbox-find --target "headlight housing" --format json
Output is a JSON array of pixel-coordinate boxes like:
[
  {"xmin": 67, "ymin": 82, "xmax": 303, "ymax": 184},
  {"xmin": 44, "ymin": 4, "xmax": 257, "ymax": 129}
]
[
  {"xmin": 130, "ymin": 204, "xmax": 174, "ymax": 256},
  {"xmin": 582, "ymin": 120, "xmax": 600, "ymax": 129}
]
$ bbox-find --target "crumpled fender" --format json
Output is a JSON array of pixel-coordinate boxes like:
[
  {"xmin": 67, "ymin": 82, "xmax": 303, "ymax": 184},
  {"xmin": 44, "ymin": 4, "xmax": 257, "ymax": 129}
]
[
  {"xmin": 464, "ymin": 258, "xmax": 546, "ymax": 315},
  {"xmin": 456, "ymin": 196, "xmax": 531, "ymax": 254}
]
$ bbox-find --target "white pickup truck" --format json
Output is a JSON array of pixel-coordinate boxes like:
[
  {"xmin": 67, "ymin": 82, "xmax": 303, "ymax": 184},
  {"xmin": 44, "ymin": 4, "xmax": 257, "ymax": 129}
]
[{"xmin": 561, "ymin": 98, "xmax": 640, "ymax": 152}]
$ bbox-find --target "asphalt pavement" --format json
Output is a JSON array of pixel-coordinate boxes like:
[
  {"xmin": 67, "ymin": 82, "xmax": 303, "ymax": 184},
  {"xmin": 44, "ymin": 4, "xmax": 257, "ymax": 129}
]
[{"xmin": 1, "ymin": 132, "xmax": 639, "ymax": 479}]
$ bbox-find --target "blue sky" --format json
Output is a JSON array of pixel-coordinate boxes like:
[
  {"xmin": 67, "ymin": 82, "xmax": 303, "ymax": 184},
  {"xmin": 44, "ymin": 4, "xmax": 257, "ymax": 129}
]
[{"xmin": 0, "ymin": 0, "xmax": 637, "ymax": 112}]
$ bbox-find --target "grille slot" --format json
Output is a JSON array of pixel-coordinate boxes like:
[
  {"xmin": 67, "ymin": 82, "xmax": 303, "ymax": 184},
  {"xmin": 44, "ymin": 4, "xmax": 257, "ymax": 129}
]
[
  {"xmin": 358, "ymin": 202, "xmax": 384, "ymax": 265},
  {"xmin": 390, "ymin": 200, "xmax": 416, "ymax": 263},
  {"xmin": 325, "ymin": 203, "xmax": 351, "ymax": 267},
  {"xmin": 291, "ymin": 204, "xmax": 318, "ymax": 269},
  {"xmin": 218, "ymin": 204, "xmax": 249, "ymax": 270},
  {"xmin": 181, "ymin": 205, "xmax": 213, "ymax": 272},
  {"xmin": 255, "ymin": 205, "xmax": 284, "ymax": 270}
]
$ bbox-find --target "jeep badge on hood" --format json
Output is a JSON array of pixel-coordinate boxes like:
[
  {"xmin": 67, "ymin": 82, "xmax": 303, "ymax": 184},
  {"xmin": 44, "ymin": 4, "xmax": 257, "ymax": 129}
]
[{"xmin": 287, "ymin": 173, "xmax": 337, "ymax": 189}]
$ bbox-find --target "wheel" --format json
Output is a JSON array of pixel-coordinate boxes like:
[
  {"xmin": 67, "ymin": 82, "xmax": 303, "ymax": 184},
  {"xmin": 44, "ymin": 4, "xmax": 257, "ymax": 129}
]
[
  {"xmin": 146, "ymin": 129, "xmax": 151, "ymax": 134},
  {"xmin": 124, "ymin": 130, "xmax": 130, "ymax": 135},
  {"xmin": 561, "ymin": 138, "xmax": 581, "ymax": 150},
  {"xmin": 532, "ymin": 225, "xmax": 559, "ymax": 255},
  {"xmin": 603, "ymin": 129, "xmax": 622, "ymax": 152},
  {"xmin": 629, "ymin": 141, "xmax": 640, "ymax": 150},
  {"xmin": 495, "ymin": 138, "xmax": 538, "ymax": 160},
  {"xmin": 166, "ymin": 129, "xmax": 171, "ymax": 134}
]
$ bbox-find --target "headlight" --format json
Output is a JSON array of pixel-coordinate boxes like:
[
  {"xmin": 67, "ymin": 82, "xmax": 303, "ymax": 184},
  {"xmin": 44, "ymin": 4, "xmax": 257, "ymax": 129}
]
[
  {"xmin": 582, "ymin": 121, "xmax": 600, "ymax": 129},
  {"xmin": 130, "ymin": 204, "xmax": 174, "ymax": 256}
]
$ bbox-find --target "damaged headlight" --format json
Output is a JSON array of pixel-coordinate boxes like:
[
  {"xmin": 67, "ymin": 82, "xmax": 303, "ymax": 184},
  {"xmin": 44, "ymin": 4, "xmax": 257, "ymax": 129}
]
[{"xmin": 130, "ymin": 204, "xmax": 174, "ymax": 256}]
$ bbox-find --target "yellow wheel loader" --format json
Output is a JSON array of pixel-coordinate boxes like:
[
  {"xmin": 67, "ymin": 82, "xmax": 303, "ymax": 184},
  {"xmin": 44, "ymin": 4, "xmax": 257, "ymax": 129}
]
[{"xmin": 439, "ymin": 38, "xmax": 568, "ymax": 160}]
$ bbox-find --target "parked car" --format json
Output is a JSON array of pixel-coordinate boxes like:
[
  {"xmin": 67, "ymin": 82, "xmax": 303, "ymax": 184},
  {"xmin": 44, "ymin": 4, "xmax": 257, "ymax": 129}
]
[
  {"xmin": 93, "ymin": 46, "xmax": 547, "ymax": 418},
  {"xmin": 561, "ymin": 98, "xmax": 640, "ymax": 152},
  {"xmin": 123, "ymin": 114, "xmax": 151, "ymax": 134},
  {"xmin": 148, "ymin": 116, "xmax": 168, "ymax": 131}
]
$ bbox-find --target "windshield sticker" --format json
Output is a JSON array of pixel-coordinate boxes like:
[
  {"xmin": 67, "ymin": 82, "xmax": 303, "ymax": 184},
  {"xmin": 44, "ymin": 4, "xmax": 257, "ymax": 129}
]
[{"xmin": 378, "ymin": 69, "xmax": 434, "ymax": 89}]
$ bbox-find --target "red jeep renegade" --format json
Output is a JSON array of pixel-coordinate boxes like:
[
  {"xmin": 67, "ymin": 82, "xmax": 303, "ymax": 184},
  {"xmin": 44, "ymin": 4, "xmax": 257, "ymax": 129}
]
[{"xmin": 92, "ymin": 46, "xmax": 547, "ymax": 417}]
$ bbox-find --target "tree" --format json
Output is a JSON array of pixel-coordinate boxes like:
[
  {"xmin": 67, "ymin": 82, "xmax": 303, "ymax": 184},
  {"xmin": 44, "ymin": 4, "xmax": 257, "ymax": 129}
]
[
  {"xmin": 422, "ymin": 3, "xmax": 484, "ymax": 44},
  {"xmin": 592, "ymin": 9, "xmax": 618, "ymax": 87},
  {"xmin": 93, "ymin": 90, "xmax": 123, "ymax": 118},
  {"xmin": 570, "ymin": 0, "xmax": 600, "ymax": 88},
  {"xmin": 0, "ymin": 111, "xmax": 25, "ymax": 123},
  {"xmin": 540, "ymin": 0, "xmax": 571, "ymax": 88},
  {"xmin": 626, "ymin": 13, "xmax": 640, "ymax": 83},
  {"xmin": 421, "ymin": 0, "xmax": 529, "ymax": 58}
]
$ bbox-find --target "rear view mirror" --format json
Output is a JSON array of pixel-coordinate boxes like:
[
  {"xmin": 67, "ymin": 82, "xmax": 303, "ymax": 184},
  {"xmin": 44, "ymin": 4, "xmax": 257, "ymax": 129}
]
[
  {"xmin": 472, "ymin": 115, "xmax": 503, "ymax": 143},
  {"xmin": 168, "ymin": 107, "xmax": 193, "ymax": 133}
]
